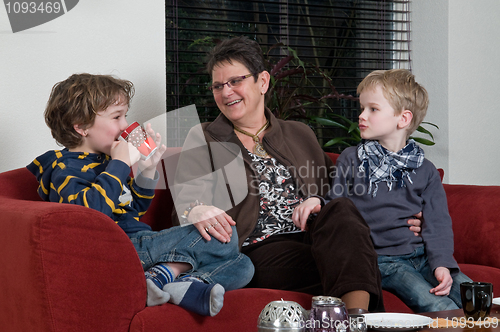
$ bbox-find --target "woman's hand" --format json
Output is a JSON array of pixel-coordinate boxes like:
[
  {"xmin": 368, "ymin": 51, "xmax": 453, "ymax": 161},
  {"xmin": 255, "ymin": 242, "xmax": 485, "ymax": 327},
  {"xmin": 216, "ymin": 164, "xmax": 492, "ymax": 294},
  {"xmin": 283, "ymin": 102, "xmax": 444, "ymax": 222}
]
[
  {"xmin": 408, "ymin": 211, "xmax": 423, "ymax": 236},
  {"xmin": 292, "ymin": 197, "xmax": 322, "ymax": 231},
  {"xmin": 189, "ymin": 205, "xmax": 236, "ymax": 243}
]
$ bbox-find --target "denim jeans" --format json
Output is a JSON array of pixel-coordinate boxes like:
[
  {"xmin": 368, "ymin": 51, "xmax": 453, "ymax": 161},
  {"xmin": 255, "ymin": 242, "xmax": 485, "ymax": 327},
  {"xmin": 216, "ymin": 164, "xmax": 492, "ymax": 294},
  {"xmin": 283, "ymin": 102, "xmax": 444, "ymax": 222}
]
[
  {"xmin": 378, "ymin": 246, "xmax": 472, "ymax": 313},
  {"xmin": 129, "ymin": 225, "xmax": 254, "ymax": 291}
]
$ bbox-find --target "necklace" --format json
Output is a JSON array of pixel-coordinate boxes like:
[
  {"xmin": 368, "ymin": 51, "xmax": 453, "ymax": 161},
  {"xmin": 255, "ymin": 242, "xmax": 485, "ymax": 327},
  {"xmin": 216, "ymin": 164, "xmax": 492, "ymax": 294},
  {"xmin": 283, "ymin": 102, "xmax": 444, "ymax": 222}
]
[{"xmin": 234, "ymin": 120, "xmax": 270, "ymax": 158}]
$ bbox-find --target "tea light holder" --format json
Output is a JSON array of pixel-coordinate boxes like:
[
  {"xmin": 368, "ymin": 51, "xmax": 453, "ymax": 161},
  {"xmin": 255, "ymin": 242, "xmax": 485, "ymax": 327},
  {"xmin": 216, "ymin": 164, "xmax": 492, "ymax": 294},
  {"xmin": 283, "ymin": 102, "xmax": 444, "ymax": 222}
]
[{"xmin": 257, "ymin": 299, "xmax": 307, "ymax": 331}]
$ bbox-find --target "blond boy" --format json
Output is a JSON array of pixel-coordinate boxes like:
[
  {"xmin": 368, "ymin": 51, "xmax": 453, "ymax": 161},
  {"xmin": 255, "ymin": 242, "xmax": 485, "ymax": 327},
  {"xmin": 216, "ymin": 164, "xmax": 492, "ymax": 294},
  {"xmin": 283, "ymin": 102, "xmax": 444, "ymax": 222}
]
[{"xmin": 296, "ymin": 69, "xmax": 471, "ymax": 313}]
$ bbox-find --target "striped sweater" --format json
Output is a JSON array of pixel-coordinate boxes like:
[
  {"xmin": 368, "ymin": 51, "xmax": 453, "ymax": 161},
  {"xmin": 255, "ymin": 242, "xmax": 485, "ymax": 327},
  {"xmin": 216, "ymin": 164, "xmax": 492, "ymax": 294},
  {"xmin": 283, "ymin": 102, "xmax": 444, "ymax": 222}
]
[{"xmin": 27, "ymin": 149, "xmax": 155, "ymax": 234}]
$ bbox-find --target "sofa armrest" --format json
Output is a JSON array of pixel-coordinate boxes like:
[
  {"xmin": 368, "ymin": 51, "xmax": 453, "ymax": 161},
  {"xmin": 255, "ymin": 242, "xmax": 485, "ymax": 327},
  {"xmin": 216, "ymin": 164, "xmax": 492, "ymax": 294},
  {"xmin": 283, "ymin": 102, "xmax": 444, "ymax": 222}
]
[
  {"xmin": 0, "ymin": 197, "xmax": 146, "ymax": 332},
  {"xmin": 444, "ymin": 184, "xmax": 500, "ymax": 269}
]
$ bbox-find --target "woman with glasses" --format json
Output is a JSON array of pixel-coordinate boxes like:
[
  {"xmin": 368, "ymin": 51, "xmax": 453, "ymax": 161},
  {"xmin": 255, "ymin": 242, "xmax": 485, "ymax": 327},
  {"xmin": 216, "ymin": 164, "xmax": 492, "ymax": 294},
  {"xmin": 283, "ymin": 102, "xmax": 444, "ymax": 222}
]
[{"xmin": 172, "ymin": 36, "xmax": 421, "ymax": 313}]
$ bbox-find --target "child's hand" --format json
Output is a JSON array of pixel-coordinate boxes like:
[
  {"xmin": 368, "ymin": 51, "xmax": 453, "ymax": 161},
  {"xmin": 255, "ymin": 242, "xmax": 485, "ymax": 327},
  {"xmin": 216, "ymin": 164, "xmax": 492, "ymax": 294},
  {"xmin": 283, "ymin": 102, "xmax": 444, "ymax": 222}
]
[
  {"xmin": 138, "ymin": 123, "xmax": 167, "ymax": 178},
  {"xmin": 408, "ymin": 211, "xmax": 423, "ymax": 236},
  {"xmin": 430, "ymin": 267, "xmax": 453, "ymax": 296},
  {"xmin": 111, "ymin": 140, "xmax": 141, "ymax": 166},
  {"xmin": 292, "ymin": 197, "xmax": 321, "ymax": 231}
]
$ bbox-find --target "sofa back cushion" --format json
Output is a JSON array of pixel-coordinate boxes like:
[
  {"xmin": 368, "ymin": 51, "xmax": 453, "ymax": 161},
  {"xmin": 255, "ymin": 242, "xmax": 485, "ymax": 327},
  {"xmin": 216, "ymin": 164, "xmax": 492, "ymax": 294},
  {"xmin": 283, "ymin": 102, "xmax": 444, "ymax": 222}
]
[{"xmin": 0, "ymin": 168, "xmax": 42, "ymax": 201}]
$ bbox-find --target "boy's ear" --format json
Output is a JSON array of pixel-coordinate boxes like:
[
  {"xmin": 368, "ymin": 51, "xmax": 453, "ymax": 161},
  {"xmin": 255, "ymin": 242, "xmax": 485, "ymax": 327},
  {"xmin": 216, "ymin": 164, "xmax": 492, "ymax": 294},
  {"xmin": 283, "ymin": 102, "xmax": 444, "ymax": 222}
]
[
  {"xmin": 73, "ymin": 124, "xmax": 88, "ymax": 137},
  {"xmin": 398, "ymin": 110, "xmax": 413, "ymax": 130}
]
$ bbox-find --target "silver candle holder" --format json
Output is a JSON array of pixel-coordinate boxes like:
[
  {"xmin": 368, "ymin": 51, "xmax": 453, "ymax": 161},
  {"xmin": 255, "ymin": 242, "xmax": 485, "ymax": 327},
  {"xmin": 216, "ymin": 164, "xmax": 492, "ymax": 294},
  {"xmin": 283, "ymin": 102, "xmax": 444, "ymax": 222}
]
[{"xmin": 257, "ymin": 299, "xmax": 308, "ymax": 331}]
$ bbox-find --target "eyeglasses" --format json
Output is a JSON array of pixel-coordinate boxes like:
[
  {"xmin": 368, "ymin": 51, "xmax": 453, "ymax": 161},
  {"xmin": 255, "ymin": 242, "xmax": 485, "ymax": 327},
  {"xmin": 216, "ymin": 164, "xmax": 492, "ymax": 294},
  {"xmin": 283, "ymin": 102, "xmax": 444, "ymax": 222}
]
[{"xmin": 209, "ymin": 74, "xmax": 253, "ymax": 93}]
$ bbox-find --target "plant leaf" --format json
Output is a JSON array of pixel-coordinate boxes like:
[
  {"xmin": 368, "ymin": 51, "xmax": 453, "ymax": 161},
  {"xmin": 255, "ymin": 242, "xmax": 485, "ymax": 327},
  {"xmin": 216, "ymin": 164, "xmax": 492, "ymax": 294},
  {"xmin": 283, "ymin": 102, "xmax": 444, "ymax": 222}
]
[
  {"xmin": 274, "ymin": 68, "xmax": 305, "ymax": 80},
  {"xmin": 323, "ymin": 113, "xmax": 355, "ymax": 124},
  {"xmin": 287, "ymin": 46, "xmax": 305, "ymax": 69},
  {"xmin": 292, "ymin": 94, "xmax": 320, "ymax": 103},
  {"xmin": 320, "ymin": 93, "xmax": 358, "ymax": 101},
  {"xmin": 271, "ymin": 55, "xmax": 294, "ymax": 76},
  {"xmin": 311, "ymin": 117, "xmax": 348, "ymax": 130},
  {"xmin": 348, "ymin": 122, "xmax": 359, "ymax": 134},
  {"xmin": 421, "ymin": 121, "xmax": 439, "ymax": 129},
  {"xmin": 415, "ymin": 125, "xmax": 434, "ymax": 140},
  {"xmin": 324, "ymin": 137, "xmax": 353, "ymax": 147},
  {"xmin": 411, "ymin": 137, "xmax": 435, "ymax": 146}
]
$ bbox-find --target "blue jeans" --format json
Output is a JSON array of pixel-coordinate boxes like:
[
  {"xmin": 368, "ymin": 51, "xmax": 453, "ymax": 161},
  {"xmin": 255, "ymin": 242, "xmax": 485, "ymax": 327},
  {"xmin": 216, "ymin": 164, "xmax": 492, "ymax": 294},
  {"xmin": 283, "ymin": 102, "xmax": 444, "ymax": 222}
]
[
  {"xmin": 378, "ymin": 246, "xmax": 472, "ymax": 313},
  {"xmin": 129, "ymin": 225, "xmax": 254, "ymax": 291}
]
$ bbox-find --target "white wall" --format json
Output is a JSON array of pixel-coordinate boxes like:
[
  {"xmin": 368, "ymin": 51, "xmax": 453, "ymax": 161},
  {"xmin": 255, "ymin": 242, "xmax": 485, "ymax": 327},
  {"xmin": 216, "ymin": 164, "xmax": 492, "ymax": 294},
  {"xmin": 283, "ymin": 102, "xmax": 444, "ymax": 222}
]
[
  {"xmin": 0, "ymin": 0, "xmax": 166, "ymax": 173},
  {"xmin": 412, "ymin": 0, "xmax": 500, "ymax": 185},
  {"xmin": 448, "ymin": 0, "xmax": 500, "ymax": 185},
  {"xmin": 411, "ymin": 0, "xmax": 449, "ymax": 180}
]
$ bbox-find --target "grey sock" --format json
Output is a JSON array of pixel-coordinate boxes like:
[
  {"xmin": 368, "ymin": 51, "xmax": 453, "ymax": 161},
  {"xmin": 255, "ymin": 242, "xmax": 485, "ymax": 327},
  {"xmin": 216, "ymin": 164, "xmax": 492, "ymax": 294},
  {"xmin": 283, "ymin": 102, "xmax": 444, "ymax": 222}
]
[
  {"xmin": 208, "ymin": 284, "xmax": 225, "ymax": 316},
  {"xmin": 146, "ymin": 279, "xmax": 171, "ymax": 306}
]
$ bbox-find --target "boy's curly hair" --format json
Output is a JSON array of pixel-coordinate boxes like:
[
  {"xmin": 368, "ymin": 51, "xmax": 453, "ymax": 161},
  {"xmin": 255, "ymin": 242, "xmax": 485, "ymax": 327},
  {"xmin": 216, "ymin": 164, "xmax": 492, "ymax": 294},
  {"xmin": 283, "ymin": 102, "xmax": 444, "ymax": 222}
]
[
  {"xmin": 357, "ymin": 69, "xmax": 429, "ymax": 137},
  {"xmin": 44, "ymin": 73, "xmax": 135, "ymax": 149}
]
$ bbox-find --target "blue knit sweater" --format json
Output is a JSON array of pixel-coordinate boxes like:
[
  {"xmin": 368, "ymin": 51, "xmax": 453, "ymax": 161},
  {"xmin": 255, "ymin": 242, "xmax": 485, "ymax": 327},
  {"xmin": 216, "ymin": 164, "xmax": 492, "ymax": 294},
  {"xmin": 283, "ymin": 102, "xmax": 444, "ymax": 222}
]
[
  {"xmin": 325, "ymin": 146, "xmax": 459, "ymax": 274},
  {"xmin": 27, "ymin": 149, "xmax": 155, "ymax": 235}
]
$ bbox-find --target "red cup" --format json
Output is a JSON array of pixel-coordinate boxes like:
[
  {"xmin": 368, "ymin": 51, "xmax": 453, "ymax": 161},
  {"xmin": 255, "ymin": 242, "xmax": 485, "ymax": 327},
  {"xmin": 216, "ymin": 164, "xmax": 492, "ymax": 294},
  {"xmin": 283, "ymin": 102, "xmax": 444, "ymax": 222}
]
[{"xmin": 119, "ymin": 122, "xmax": 157, "ymax": 160}]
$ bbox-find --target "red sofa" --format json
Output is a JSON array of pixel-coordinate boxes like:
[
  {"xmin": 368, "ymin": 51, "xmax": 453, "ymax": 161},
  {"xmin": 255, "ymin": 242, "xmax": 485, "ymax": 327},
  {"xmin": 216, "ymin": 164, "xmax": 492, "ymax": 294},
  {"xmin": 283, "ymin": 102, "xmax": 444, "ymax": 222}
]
[{"xmin": 1, "ymin": 152, "xmax": 500, "ymax": 332}]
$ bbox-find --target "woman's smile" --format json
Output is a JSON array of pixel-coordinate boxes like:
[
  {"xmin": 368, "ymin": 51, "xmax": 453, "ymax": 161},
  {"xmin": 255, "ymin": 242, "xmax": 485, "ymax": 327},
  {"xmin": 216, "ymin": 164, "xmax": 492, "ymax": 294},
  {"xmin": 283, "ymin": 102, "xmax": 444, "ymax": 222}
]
[{"xmin": 226, "ymin": 99, "xmax": 242, "ymax": 106}]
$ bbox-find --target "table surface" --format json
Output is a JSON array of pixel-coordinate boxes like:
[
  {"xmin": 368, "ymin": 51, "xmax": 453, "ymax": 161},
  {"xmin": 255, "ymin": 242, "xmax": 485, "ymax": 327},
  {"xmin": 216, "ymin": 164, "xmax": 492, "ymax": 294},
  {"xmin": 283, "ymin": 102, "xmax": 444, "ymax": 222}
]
[{"xmin": 367, "ymin": 305, "xmax": 500, "ymax": 331}]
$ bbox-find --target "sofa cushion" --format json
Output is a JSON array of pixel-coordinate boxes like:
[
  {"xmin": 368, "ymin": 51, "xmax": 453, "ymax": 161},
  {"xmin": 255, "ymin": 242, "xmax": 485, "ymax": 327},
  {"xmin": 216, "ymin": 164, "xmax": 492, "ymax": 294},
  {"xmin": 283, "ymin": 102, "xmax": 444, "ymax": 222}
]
[{"xmin": 130, "ymin": 288, "xmax": 313, "ymax": 332}]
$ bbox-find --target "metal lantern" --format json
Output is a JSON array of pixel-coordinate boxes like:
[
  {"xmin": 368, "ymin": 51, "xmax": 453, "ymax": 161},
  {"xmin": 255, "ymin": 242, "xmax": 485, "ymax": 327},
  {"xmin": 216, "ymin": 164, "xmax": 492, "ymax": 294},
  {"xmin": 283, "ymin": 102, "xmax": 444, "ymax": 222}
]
[{"xmin": 257, "ymin": 299, "xmax": 308, "ymax": 331}]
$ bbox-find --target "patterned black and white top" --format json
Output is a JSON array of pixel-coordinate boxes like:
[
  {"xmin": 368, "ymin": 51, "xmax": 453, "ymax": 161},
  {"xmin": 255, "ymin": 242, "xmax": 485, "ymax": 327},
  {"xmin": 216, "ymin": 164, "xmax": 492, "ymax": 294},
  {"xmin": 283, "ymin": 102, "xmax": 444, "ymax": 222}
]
[{"xmin": 242, "ymin": 150, "xmax": 304, "ymax": 246}]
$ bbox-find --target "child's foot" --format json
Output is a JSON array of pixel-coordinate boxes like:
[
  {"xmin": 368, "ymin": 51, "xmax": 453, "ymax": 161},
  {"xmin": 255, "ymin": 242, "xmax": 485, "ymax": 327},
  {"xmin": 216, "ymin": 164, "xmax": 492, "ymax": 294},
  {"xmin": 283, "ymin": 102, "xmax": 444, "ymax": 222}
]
[
  {"xmin": 146, "ymin": 279, "xmax": 170, "ymax": 306},
  {"xmin": 144, "ymin": 264, "xmax": 175, "ymax": 307},
  {"xmin": 163, "ymin": 278, "xmax": 225, "ymax": 316}
]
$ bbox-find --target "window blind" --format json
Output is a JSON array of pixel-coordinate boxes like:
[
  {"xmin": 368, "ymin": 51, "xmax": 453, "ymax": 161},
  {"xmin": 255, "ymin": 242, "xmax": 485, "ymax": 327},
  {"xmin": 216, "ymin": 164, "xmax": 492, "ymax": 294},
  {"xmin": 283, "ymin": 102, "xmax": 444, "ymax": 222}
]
[{"xmin": 166, "ymin": 0, "xmax": 411, "ymax": 151}]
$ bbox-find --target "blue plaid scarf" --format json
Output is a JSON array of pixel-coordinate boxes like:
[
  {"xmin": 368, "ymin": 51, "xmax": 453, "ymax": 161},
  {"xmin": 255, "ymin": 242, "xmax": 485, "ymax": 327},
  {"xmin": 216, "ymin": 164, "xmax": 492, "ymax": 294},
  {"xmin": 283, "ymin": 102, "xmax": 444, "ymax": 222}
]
[{"xmin": 357, "ymin": 139, "xmax": 425, "ymax": 197}]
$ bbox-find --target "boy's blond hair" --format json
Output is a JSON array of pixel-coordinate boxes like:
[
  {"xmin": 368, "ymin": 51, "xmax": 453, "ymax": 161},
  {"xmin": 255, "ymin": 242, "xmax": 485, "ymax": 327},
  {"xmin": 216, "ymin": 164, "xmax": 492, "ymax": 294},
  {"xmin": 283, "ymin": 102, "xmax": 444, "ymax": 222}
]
[
  {"xmin": 44, "ymin": 73, "xmax": 134, "ymax": 149},
  {"xmin": 357, "ymin": 69, "xmax": 428, "ymax": 137}
]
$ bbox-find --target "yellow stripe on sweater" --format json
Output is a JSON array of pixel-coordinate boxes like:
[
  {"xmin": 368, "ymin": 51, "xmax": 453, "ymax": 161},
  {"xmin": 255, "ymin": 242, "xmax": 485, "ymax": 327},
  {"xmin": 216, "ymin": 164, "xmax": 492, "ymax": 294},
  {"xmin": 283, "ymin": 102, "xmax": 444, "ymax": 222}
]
[
  {"xmin": 102, "ymin": 172, "xmax": 123, "ymax": 190},
  {"xmin": 86, "ymin": 183, "xmax": 117, "ymax": 211},
  {"xmin": 81, "ymin": 163, "xmax": 101, "ymax": 172},
  {"xmin": 38, "ymin": 179, "xmax": 49, "ymax": 195},
  {"xmin": 130, "ymin": 185, "xmax": 155, "ymax": 199},
  {"xmin": 32, "ymin": 158, "xmax": 43, "ymax": 174}
]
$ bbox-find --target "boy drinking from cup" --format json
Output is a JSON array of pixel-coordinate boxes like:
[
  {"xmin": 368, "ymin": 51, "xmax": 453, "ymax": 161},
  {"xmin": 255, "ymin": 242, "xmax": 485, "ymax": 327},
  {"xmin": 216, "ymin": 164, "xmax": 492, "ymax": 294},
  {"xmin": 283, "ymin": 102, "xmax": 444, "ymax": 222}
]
[
  {"xmin": 294, "ymin": 69, "xmax": 471, "ymax": 313},
  {"xmin": 27, "ymin": 73, "xmax": 254, "ymax": 316}
]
